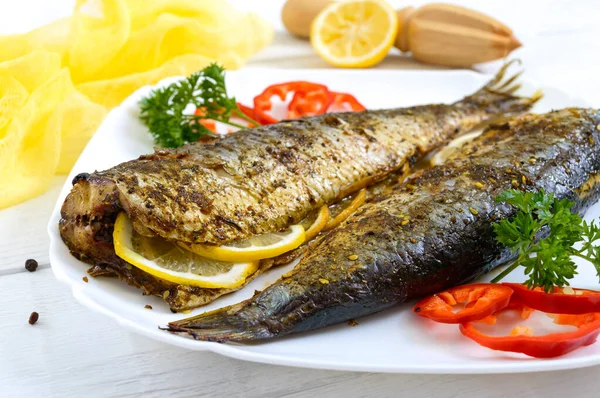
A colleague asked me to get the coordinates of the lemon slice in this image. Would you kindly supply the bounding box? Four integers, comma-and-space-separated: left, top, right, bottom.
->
182, 225, 306, 262
301, 205, 330, 241
430, 131, 482, 166
324, 189, 367, 231
311, 0, 399, 68
113, 212, 258, 288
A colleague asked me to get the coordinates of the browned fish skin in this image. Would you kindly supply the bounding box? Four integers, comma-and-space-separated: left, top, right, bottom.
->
166, 108, 600, 342
59, 64, 537, 310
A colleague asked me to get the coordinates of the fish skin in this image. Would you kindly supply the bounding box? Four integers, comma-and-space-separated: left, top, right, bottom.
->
59, 63, 537, 311
167, 108, 600, 342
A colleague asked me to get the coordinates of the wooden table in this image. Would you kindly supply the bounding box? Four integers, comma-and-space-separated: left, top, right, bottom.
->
2, 1, 600, 396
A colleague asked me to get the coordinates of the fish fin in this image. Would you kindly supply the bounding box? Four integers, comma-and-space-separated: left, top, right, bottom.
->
164, 302, 274, 342
460, 59, 543, 115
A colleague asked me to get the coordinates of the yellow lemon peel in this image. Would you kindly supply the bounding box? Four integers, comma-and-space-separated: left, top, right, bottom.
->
182, 225, 307, 263
324, 189, 367, 231
113, 212, 258, 288
304, 205, 330, 242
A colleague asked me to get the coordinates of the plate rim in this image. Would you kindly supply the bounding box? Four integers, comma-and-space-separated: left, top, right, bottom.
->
48, 67, 598, 374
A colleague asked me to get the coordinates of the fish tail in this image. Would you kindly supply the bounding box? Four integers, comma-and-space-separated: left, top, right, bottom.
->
165, 306, 271, 342
164, 295, 278, 342
459, 59, 543, 115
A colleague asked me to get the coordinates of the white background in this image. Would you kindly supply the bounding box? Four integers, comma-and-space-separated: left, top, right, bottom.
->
1, 0, 600, 397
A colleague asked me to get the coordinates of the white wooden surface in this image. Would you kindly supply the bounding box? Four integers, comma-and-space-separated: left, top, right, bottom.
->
2, 1, 600, 397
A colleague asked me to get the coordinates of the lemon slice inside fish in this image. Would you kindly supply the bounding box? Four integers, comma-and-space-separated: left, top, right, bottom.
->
301, 205, 330, 242
324, 189, 367, 231
311, 0, 398, 68
182, 225, 306, 262
430, 131, 482, 166
113, 212, 258, 288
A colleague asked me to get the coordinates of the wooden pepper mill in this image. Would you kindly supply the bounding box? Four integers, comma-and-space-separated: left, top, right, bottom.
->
395, 4, 521, 67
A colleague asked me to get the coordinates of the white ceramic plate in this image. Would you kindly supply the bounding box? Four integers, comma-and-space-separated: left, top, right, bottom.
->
49, 68, 600, 374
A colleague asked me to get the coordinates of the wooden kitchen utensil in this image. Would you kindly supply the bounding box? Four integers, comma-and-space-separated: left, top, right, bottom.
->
395, 3, 521, 67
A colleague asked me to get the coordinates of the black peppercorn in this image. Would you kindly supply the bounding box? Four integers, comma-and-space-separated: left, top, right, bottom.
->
28, 312, 39, 325
25, 259, 38, 272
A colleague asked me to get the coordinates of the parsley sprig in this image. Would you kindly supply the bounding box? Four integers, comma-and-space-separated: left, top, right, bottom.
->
138, 63, 258, 148
492, 189, 600, 292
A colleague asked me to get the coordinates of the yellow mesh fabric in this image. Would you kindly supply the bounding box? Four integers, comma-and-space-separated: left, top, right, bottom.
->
0, 0, 272, 209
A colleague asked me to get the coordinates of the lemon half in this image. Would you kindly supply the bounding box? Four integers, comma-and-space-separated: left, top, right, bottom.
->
311, 0, 399, 68
113, 212, 258, 288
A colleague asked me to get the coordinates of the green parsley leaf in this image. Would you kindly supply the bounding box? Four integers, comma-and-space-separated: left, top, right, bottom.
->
492, 189, 600, 292
138, 63, 258, 148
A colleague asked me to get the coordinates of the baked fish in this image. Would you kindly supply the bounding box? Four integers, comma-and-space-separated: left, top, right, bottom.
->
167, 108, 600, 341
59, 63, 537, 311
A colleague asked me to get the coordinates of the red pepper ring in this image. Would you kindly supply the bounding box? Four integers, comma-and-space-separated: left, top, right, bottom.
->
235, 102, 259, 126
198, 119, 217, 133
253, 81, 332, 124
194, 104, 259, 135
326, 92, 366, 113
413, 283, 514, 324
288, 89, 333, 119
503, 283, 600, 315
460, 305, 600, 358
193, 107, 218, 134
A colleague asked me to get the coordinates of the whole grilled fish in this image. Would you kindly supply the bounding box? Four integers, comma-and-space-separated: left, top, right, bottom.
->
59, 63, 536, 311
167, 108, 600, 341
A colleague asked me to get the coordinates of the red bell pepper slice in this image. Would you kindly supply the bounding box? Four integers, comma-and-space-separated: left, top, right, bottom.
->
413, 283, 514, 324
194, 104, 260, 135
194, 108, 218, 133
326, 92, 366, 113
460, 302, 600, 358
236, 102, 258, 125
288, 89, 333, 119
502, 283, 600, 315
253, 81, 332, 124
198, 119, 217, 133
